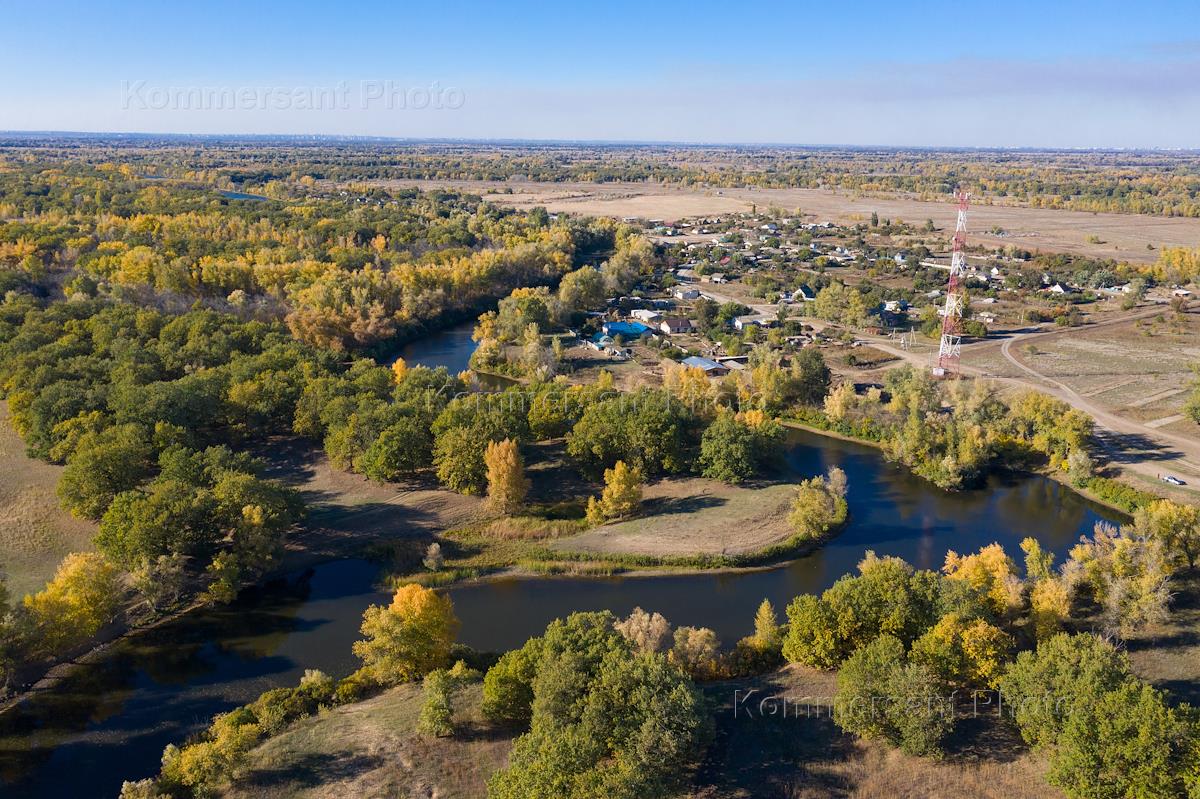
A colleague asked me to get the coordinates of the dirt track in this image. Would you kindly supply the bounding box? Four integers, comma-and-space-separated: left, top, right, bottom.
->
856, 308, 1200, 497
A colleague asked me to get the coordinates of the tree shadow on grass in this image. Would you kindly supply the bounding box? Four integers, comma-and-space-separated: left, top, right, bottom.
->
641, 494, 728, 517
238, 751, 385, 791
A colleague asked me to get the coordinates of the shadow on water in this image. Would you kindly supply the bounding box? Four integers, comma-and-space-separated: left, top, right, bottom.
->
389, 321, 478, 375
0, 431, 1123, 798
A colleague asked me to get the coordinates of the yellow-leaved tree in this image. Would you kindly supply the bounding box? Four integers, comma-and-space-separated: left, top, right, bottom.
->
353, 584, 460, 684
484, 438, 529, 515
586, 460, 643, 524
24, 552, 121, 653
391, 356, 408, 384
943, 543, 1023, 617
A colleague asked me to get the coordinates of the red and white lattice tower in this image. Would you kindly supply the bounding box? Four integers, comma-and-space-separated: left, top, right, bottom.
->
934, 191, 970, 377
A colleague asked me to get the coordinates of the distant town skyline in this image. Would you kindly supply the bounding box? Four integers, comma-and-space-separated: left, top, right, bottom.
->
3, 0, 1198, 148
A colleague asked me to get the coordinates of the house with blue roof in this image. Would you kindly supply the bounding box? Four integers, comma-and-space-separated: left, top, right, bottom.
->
602, 320, 651, 340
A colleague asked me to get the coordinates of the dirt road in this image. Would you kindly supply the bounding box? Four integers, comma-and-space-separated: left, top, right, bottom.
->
852, 308, 1200, 496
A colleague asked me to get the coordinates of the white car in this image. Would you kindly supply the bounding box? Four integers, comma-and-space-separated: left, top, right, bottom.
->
1162, 475, 1186, 486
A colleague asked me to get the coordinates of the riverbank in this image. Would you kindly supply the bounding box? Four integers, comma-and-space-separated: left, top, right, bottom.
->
0, 424, 1124, 797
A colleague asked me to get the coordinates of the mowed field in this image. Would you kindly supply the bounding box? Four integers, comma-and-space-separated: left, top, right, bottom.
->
0, 402, 95, 597
969, 313, 1200, 444
554, 476, 797, 558
375, 179, 1200, 264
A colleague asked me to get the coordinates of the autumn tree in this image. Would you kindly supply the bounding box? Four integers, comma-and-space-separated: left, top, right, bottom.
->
751, 599, 783, 652
353, 584, 460, 684
24, 552, 122, 654
586, 460, 644, 524
788, 467, 849, 541
669, 626, 722, 680
615, 606, 671, 654
943, 543, 1022, 617
1138, 499, 1200, 570
485, 438, 529, 515
910, 612, 1013, 688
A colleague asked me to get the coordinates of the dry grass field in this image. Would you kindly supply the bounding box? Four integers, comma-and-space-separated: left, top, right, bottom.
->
376, 179, 1200, 264
255, 437, 486, 571
554, 476, 796, 558
221, 665, 1060, 799
1008, 314, 1200, 438
224, 682, 510, 799
0, 403, 95, 598
695, 665, 1060, 799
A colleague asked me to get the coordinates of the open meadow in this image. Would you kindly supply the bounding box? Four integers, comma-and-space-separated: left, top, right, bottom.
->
375, 179, 1200, 264
0, 403, 95, 598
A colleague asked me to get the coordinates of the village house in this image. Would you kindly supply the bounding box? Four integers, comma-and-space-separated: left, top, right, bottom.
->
733, 314, 776, 331
659, 317, 694, 335
674, 286, 701, 300
629, 309, 662, 322
602, 320, 652, 339
790, 284, 817, 302
681, 355, 731, 376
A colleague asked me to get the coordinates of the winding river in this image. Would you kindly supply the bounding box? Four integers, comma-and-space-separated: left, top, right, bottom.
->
0, 324, 1123, 798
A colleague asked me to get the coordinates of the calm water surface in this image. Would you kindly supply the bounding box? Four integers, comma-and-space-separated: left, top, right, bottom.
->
391, 321, 478, 375
0, 320, 1121, 797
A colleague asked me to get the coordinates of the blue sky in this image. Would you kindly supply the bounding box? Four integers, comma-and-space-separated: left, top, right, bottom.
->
2, 0, 1198, 147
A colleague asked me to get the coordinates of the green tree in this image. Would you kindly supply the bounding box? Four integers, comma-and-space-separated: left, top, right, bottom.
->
417, 669, 456, 737
1049, 681, 1192, 799
360, 416, 434, 481
96, 479, 221, 567
486, 612, 708, 799
997, 633, 1131, 750
434, 426, 489, 494
833, 635, 952, 757
698, 411, 759, 483
567, 389, 692, 476
57, 423, 154, 519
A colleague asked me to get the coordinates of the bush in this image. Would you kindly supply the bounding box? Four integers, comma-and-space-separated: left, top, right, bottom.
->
787, 467, 848, 541
417, 669, 456, 737
482, 639, 541, 725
